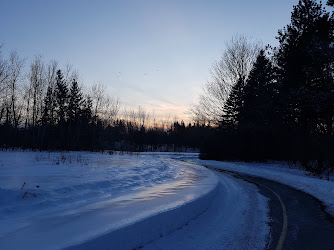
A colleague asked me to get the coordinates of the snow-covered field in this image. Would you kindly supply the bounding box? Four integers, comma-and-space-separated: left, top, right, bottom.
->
0, 151, 220, 249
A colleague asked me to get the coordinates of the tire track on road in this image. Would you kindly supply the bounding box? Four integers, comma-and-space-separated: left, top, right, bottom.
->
203, 165, 334, 249
207, 166, 287, 250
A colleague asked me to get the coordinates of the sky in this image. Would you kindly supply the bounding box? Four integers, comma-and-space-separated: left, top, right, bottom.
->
0, 0, 297, 120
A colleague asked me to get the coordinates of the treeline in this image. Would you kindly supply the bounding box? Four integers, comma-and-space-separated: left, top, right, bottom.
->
0, 52, 208, 151
198, 0, 334, 174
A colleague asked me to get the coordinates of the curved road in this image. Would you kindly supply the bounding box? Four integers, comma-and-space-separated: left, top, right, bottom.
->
206, 166, 334, 249
145, 163, 270, 249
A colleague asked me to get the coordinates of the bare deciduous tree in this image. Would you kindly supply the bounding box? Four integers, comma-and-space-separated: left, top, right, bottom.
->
63, 64, 78, 85
26, 56, 46, 127
91, 82, 107, 117
6, 51, 25, 128
91, 82, 120, 125
0, 45, 8, 89
103, 96, 120, 123
0, 45, 9, 122
43, 60, 58, 126
137, 105, 149, 127
189, 34, 261, 124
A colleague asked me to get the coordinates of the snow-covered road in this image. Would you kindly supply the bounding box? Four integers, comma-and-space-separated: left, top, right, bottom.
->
144, 170, 270, 249
189, 158, 334, 217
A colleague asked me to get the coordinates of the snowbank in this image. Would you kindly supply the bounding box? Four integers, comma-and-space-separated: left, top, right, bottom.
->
68, 163, 218, 249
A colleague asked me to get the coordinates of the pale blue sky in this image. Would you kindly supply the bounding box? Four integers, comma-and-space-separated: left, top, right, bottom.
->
1, 0, 297, 119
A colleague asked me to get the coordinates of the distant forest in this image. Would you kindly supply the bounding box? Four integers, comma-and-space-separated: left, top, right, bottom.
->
0, 0, 333, 174
0, 48, 208, 152
0, 58, 208, 151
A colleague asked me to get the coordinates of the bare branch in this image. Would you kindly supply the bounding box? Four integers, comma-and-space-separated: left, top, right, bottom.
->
189, 34, 262, 124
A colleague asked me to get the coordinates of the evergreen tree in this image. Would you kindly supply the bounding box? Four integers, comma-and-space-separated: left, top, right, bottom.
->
54, 70, 68, 149
275, 0, 334, 135
54, 70, 68, 126
79, 96, 93, 148
240, 50, 276, 130
65, 79, 83, 149
80, 96, 93, 127
68, 79, 83, 124
42, 85, 54, 126
221, 78, 244, 128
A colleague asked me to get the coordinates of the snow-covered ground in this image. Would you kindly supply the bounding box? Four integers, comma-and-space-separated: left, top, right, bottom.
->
188, 158, 334, 216
0, 151, 221, 249
1, 151, 331, 249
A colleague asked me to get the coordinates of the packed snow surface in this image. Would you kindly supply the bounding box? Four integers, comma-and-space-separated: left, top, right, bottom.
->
189, 158, 334, 216
144, 170, 270, 250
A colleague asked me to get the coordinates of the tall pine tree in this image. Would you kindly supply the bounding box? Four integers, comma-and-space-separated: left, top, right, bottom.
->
240, 49, 276, 130
42, 85, 54, 126
221, 78, 245, 128
275, 0, 334, 135
54, 70, 68, 126
68, 79, 83, 125
54, 70, 68, 149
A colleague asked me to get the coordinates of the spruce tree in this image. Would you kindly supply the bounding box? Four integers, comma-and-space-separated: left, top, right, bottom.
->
221, 78, 244, 128
68, 79, 83, 125
54, 70, 68, 149
275, 0, 334, 135
240, 50, 276, 130
81, 96, 93, 123
41, 85, 54, 126
54, 70, 68, 126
